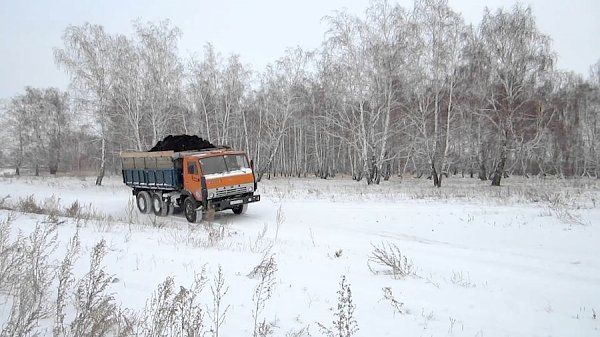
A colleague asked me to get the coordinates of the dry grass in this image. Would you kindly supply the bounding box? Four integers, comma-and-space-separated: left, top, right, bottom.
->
368, 242, 414, 279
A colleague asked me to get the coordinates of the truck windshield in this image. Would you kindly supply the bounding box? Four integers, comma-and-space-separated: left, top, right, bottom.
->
200, 155, 249, 175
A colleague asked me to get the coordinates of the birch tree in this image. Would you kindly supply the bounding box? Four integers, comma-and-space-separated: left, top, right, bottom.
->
478, 5, 554, 186
4, 87, 70, 175
363, 0, 412, 184
55, 23, 114, 185
109, 34, 145, 150
187, 43, 221, 141
135, 20, 184, 146
255, 47, 312, 179
412, 0, 466, 186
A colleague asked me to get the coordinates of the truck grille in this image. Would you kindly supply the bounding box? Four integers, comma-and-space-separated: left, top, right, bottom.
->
215, 186, 247, 198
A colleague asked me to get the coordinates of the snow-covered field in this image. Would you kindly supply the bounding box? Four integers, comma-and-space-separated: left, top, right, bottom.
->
0, 174, 599, 336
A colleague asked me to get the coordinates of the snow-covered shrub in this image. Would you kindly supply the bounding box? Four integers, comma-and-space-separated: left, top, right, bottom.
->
275, 204, 284, 241
54, 230, 80, 337
16, 195, 44, 214
208, 265, 229, 337
541, 192, 587, 225
381, 287, 405, 315
450, 270, 476, 288
1, 218, 58, 336
65, 200, 82, 218
125, 197, 138, 225
70, 240, 117, 337
368, 242, 414, 279
112, 308, 138, 337
139, 277, 177, 336
255, 319, 274, 337
0, 213, 19, 293
248, 224, 273, 254
180, 223, 230, 250
138, 272, 207, 337
204, 223, 226, 247
250, 253, 277, 337
285, 326, 311, 337
318, 275, 358, 337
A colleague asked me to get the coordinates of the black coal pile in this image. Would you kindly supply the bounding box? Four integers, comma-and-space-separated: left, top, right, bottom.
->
149, 135, 216, 152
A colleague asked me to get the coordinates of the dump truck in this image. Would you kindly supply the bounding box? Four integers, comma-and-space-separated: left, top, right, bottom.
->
120, 147, 260, 222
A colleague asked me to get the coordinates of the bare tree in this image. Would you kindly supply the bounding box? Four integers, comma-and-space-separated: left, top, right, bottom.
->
3, 87, 70, 175
31, 4, 596, 180
134, 19, 184, 146
55, 23, 115, 185
254, 47, 312, 180
186, 43, 221, 141
110, 34, 146, 151
412, 0, 466, 186
586, 60, 600, 177
477, 5, 554, 186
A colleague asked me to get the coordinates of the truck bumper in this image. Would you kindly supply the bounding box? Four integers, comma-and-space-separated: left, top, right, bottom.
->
208, 194, 260, 211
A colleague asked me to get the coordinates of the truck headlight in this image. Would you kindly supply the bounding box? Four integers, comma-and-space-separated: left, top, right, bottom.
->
248, 186, 253, 192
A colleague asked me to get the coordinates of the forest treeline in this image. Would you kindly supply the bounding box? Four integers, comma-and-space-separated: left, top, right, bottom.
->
0, 0, 599, 186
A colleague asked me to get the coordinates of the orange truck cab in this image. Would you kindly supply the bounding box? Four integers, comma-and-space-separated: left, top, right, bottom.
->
120, 147, 260, 222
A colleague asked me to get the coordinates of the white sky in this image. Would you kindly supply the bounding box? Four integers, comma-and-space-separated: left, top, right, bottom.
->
0, 0, 599, 98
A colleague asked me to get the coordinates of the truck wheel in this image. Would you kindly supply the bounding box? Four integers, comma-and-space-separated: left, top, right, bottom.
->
152, 193, 169, 217
184, 197, 198, 223
136, 191, 151, 214
232, 204, 248, 215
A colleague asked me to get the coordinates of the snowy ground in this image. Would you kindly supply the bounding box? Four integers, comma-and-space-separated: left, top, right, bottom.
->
0, 174, 599, 336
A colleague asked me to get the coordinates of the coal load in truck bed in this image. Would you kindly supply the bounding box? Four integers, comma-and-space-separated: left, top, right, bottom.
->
148, 135, 216, 152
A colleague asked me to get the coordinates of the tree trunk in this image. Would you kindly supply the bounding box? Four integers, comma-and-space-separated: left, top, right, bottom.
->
431, 162, 440, 188
95, 137, 106, 186
491, 139, 508, 186
438, 76, 454, 188
478, 161, 487, 181
359, 103, 371, 185
383, 161, 391, 181
375, 86, 393, 185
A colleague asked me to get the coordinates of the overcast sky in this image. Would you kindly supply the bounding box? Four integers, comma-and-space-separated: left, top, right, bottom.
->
1, 0, 599, 98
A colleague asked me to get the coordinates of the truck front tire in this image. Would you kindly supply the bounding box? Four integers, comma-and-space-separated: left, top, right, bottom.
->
184, 197, 198, 223
232, 204, 248, 215
136, 191, 151, 214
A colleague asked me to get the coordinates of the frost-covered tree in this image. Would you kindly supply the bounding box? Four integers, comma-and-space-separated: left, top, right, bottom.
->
3, 87, 70, 175
477, 5, 554, 186
411, 0, 467, 187
253, 47, 313, 180
55, 23, 114, 185
40, 1, 598, 181
323, 0, 410, 184
134, 19, 184, 147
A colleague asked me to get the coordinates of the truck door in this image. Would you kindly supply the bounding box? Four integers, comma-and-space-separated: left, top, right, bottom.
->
183, 157, 203, 201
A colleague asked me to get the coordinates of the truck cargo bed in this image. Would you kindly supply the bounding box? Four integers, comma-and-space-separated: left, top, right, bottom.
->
122, 169, 181, 189
120, 151, 183, 189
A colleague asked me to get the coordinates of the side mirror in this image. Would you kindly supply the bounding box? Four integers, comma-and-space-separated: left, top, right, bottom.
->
250, 159, 254, 170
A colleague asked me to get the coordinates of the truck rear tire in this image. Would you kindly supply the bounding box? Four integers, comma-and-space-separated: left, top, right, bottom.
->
232, 204, 248, 215
152, 193, 170, 217
184, 197, 198, 223
136, 191, 151, 214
